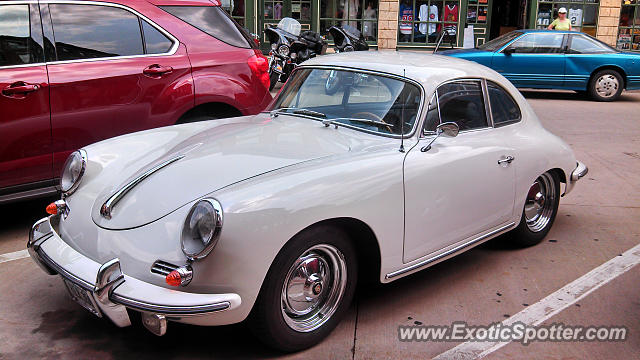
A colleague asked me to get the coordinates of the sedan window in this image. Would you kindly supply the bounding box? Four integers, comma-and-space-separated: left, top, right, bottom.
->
436, 80, 488, 131
505, 33, 565, 54
568, 35, 616, 54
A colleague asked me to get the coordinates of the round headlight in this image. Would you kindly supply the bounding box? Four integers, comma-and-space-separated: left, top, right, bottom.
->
181, 199, 223, 260
278, 44, 290, 57
60, 149, 87, 196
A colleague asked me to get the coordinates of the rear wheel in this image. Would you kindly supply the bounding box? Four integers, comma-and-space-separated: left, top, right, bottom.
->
588, 69, 623, 101
510, 171, 560, 247
249, 226, 357, 352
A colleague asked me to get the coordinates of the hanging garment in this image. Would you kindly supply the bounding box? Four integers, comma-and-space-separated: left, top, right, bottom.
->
418, 4, 439, 35
399, 3, 414, 35
363, 7, 377, 37
444, 3, 458, 35
342, 0, 360, 27
569, 8, 583, 27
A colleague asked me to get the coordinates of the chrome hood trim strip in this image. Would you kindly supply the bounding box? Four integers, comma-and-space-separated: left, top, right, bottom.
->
100, 156, 184, 219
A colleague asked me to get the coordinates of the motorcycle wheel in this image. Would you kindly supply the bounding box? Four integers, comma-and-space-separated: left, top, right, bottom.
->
269, 71, 279, 91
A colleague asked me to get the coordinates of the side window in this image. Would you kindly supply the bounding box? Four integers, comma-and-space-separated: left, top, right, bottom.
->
568, 35, 614, 54
141, 20, 173, 54
0, 4, 44, 66
436, 80, 488, 131
49, 4, 143, 61
487, 81, 521, 126
506, 33, 565, 54
423, 94, 440, 133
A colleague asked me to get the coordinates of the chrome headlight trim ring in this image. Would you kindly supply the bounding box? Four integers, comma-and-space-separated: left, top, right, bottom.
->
60, 149, 87, 197
181, 198, 224, 261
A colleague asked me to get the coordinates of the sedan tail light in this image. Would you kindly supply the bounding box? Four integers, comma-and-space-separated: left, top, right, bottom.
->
248, 49, 270, 90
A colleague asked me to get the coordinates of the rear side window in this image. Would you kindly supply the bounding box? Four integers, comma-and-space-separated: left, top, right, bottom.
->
0, 4, 44, 66
160, 6, 250, 48
141, 20, 173, 54
50, 4, 143, 61
487, 82, 521, 126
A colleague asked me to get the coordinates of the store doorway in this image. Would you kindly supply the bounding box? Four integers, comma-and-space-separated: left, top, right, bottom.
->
490, 0, 528, 40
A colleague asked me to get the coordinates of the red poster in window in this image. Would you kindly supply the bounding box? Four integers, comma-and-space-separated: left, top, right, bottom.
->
479, 0, 488, 3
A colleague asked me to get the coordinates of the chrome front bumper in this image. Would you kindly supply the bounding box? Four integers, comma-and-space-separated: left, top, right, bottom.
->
571, 161, 589, 181
27, 215, 241, 335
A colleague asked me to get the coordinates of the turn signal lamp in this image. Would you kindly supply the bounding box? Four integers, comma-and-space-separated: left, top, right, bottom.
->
165, 266, 193, 287
166, 270, 182, 287
46, 202, 58, 215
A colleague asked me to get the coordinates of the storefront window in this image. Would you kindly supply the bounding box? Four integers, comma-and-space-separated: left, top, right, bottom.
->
222, 0, 246, 27
467, 0, 489, 46
535, 0, 599, 36
397, 0, 461, 46
618, 0, 640, 51
320, 0, 379, 42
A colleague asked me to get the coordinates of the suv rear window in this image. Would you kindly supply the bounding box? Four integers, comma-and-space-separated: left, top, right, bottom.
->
160, 6, 250, 48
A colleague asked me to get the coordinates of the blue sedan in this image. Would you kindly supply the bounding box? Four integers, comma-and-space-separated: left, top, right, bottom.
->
441, 29, 640, 101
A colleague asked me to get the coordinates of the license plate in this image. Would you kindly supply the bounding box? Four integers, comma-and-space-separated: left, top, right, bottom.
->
63, 278, 101, 317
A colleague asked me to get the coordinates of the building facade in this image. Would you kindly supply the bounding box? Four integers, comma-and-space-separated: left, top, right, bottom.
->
225, 0, 638, 52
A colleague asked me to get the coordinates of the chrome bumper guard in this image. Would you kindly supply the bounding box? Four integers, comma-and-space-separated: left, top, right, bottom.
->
571, 161, 589, 181
27, 216, 233, 336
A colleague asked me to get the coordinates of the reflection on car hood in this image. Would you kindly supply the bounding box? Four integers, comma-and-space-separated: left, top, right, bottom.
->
87, 113, 355, 230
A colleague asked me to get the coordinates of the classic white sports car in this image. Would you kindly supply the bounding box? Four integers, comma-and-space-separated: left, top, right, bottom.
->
28, 52, 587, 351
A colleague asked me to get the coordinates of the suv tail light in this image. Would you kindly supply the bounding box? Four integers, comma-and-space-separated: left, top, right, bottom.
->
248, 50, 270, 90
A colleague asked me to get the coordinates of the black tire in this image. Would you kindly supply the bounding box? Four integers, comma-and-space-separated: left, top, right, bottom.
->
269, 71, 279, 91
249, 226, 357, 352
588, 69, 623, 102
510, 171, 560, 247
325, 71, 340, 95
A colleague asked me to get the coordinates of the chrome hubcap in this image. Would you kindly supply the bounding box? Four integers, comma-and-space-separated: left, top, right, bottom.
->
281, 244, 347, 332
524, 173, 555, 232
595, 75, 618, 98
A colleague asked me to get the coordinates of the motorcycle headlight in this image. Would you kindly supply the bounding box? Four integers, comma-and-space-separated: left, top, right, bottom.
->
60, 149, 87, 196
181, 199, 223, 260
278, 44, 290, 57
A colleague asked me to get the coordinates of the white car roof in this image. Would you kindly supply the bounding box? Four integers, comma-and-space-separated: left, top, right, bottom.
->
301, 51, 508, 95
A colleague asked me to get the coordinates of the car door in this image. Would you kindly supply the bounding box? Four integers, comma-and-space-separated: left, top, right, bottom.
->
491, 32, 567, 88
0, 3, 53, 191
403, 79, 516, 263
564, 34, 618, 89
44, 2, 193, 176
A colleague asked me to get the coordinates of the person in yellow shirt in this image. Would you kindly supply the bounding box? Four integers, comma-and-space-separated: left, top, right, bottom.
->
548, 7, 572, 31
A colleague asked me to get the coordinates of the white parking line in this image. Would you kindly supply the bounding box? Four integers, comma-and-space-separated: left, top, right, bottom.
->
433, 242, 640, 360
0, 249, 30, 264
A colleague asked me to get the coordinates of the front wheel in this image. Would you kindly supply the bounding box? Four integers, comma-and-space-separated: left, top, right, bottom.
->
510, 171, 560, 247
269, 71, 279, 91
589, 69, 623, 101
249, 226, 357, 352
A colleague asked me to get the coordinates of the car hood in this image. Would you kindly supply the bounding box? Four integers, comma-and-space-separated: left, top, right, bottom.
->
87, 114, 354, 230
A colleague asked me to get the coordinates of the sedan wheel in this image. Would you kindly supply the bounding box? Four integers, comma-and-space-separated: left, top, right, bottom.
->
589, 70, 623, 102
511, 171, 560, 247
250, 226, 357, 352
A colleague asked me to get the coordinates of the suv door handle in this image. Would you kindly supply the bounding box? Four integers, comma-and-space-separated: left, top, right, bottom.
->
498, 156, 515, 165
143, 65, 173, 77
2, 82, 40, 97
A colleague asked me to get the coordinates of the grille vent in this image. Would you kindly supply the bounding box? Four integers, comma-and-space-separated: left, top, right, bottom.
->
151, 260, 179, 276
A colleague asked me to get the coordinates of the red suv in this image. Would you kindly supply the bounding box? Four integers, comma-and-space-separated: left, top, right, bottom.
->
0, 0, 272, 202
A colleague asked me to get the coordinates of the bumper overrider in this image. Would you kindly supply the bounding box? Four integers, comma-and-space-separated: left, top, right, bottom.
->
27, 215, 241, 336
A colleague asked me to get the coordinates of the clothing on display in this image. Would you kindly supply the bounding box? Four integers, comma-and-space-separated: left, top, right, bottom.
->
363, 6, 377, 38
342, 0, 360, 27
418, 4, 438, 35
399, 2, 414, 35
444, 3, 458, 34
569, 8, 583, 27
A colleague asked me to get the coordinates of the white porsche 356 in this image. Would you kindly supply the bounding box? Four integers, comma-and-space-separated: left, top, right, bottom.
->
28, 52, 587, 351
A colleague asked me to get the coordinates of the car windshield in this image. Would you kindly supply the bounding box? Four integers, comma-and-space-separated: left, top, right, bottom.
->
478, 31, 522, 51
270, 68, 422, 136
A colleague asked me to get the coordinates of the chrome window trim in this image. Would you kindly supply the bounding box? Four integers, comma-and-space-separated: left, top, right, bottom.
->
485, 80, 523, 127
481, 78, 494, 127
39, 0, 178, 66
418, 77, 492, 139
269, 65, 426, 140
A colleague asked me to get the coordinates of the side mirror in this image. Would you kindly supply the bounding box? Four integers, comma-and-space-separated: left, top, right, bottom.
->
504, 47, 515, 56
437, 122, 459, 137
421, 122, 459, 152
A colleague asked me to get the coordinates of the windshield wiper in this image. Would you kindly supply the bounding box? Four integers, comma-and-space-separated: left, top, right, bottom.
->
323, 117, 394, 129
269, 107, 326, 119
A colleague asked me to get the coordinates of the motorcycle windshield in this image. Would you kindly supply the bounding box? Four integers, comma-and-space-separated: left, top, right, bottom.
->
342, 25, 361, 39
277, 17, 301, 36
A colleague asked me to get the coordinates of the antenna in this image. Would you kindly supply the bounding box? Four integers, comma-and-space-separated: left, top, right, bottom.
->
399, 69, 406, 153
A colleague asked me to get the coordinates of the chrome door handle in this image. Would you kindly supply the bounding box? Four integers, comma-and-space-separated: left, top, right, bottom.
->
498, 156, 515, 165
